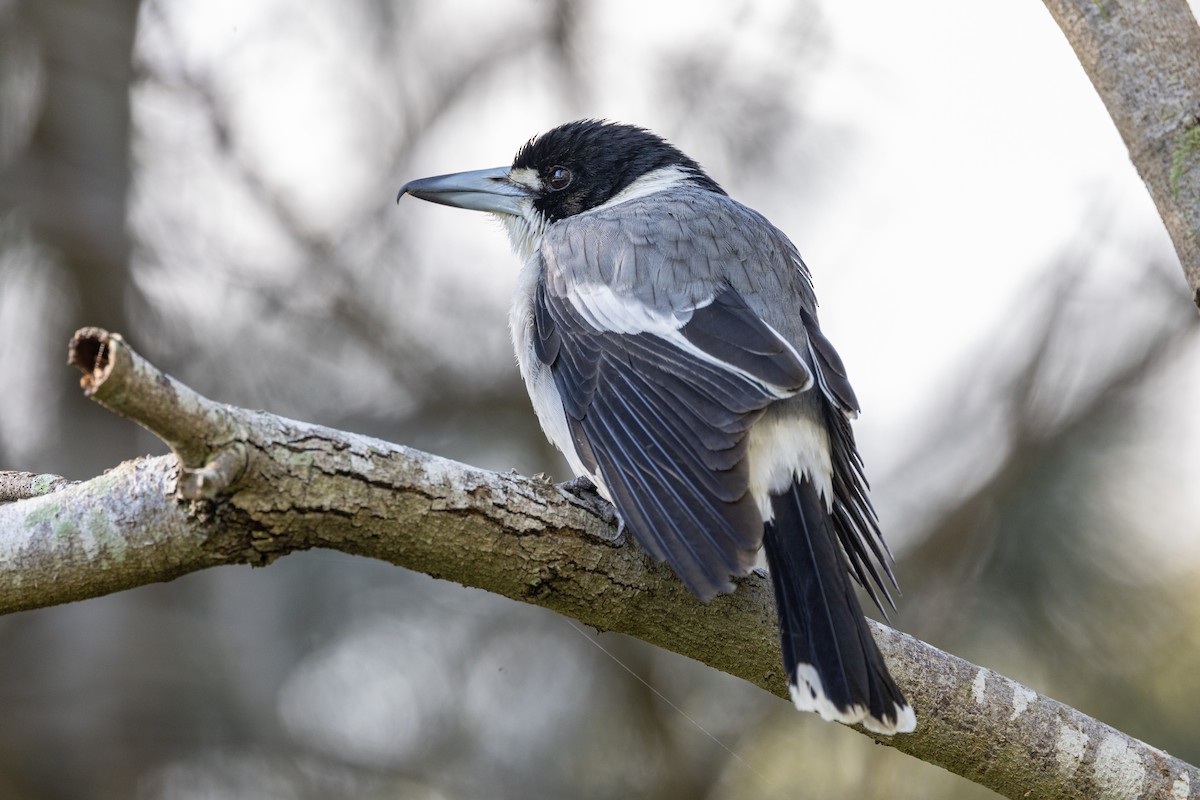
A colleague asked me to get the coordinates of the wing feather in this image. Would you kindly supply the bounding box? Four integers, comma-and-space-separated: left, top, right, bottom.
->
536, 281, 807, 600
531, 188, 896, 608
799, 309, 899, 611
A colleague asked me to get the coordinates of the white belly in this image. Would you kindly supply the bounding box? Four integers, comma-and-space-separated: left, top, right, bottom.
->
509, 256, 610, 498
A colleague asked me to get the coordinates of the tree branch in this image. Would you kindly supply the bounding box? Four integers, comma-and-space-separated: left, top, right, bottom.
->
0, 471, 76, 502
1042, 0, 1200, 308
0, 328, 1195, 799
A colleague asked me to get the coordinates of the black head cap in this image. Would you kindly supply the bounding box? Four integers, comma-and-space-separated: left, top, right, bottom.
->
512, 120, 725, 223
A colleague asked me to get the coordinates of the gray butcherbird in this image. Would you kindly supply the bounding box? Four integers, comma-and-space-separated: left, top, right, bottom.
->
399, 119, 915, 735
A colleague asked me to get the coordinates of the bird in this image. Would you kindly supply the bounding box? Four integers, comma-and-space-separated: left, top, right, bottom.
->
398, 119, 915, 735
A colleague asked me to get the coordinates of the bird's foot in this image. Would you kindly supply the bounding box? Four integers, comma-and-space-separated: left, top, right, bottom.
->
556, 476, 622, 533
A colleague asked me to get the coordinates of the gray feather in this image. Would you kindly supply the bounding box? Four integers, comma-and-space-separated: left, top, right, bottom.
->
529, 186, 894, 610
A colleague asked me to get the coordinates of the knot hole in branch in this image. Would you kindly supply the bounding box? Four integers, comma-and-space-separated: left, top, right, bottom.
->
68, 327, 121, 394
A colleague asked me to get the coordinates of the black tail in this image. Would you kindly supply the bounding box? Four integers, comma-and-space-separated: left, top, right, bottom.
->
762, 478, 914, 734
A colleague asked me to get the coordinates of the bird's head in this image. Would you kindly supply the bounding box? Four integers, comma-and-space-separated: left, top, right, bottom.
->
398, 119, 724, 259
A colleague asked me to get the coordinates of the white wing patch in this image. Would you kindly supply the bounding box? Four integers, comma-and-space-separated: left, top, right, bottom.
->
565, 283, 807, 397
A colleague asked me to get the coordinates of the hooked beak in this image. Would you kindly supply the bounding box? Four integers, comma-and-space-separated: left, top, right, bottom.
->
397, 166, 528, 216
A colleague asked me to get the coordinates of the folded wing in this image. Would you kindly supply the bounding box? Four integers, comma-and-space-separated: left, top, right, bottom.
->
535, 281, 812, 600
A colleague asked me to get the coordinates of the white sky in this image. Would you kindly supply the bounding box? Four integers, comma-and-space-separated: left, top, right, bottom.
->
803, 0, 1176, 414
144, 0, 1199, 555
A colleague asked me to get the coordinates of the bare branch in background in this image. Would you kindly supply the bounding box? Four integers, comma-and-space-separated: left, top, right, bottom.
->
0, 471, 76, 502
0, 0, 144, 478
126, 3, 582, 445
897, 257, 1198, 635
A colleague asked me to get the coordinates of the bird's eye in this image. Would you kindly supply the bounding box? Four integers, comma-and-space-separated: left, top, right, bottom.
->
547, 166, 573, 191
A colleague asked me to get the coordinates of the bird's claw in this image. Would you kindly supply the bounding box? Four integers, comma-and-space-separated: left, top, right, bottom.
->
556, 475, 621, 532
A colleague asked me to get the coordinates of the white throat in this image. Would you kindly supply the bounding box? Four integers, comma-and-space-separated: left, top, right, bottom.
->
501, 204, 548, 263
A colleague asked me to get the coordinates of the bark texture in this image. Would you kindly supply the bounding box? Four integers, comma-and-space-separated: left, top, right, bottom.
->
1042, 0, 1200, 307
1, 328, 1195, 800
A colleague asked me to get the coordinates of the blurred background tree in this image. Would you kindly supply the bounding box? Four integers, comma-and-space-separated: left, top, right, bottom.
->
1, 1, 1197, 798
